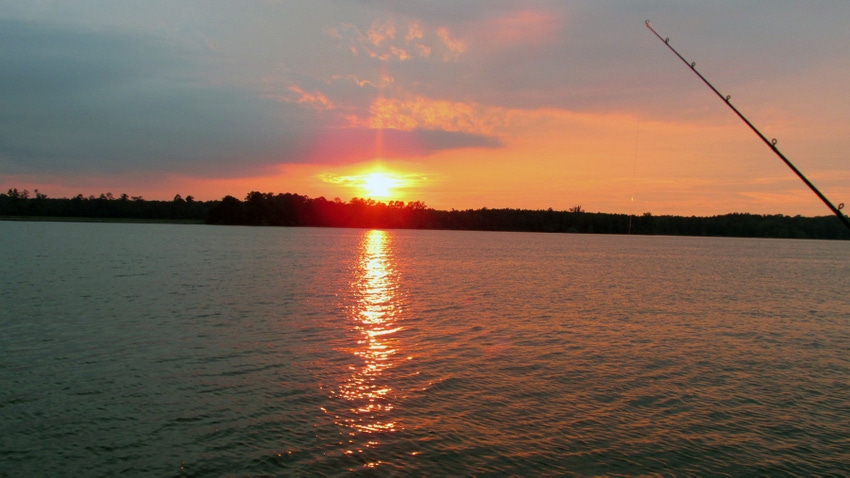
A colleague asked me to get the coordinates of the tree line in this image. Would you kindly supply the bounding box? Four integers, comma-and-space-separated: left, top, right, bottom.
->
2, 188, 848, 239
0, 188, 208, 221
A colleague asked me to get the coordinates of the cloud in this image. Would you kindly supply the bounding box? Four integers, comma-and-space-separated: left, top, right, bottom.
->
295, 127, 501, 164
326, 17, 464, 62
335, 1, 850, 124
0, 18, 314, 178
470, 9, 562, 48
0, 13, 505, 181
364, 96, 506, 135
285, 85, 336, 111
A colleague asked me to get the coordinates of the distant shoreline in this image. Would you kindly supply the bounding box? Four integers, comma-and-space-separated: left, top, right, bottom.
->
0, 216, 204, 225
5, 216, 849, 243
2, 190, 848, 240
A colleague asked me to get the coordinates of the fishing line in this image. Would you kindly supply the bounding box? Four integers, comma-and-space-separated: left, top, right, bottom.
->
645, 20, 850, 230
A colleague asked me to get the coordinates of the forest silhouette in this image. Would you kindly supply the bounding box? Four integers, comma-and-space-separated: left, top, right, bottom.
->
2, 188, 848, 240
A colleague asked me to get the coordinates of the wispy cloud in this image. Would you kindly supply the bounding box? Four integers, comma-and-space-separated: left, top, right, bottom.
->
326, 18, 465, 62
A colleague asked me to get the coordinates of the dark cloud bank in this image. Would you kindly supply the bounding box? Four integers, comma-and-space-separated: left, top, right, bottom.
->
0, 18, 500, 180
0, 19, 315, 177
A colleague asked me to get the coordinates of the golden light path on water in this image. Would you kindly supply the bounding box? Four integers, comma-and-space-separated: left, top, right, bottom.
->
333, 230, 405, 450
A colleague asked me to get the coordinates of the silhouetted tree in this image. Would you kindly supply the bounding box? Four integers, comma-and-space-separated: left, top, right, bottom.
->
1, 187, 848, 239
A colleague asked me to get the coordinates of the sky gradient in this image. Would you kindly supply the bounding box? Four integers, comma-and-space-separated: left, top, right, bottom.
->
2, 1, 849, 216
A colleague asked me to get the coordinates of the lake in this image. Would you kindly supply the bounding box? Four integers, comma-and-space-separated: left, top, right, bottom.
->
1, 222, 848, 476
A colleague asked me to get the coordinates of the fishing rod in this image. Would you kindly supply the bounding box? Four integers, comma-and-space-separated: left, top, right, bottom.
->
645, 20, 850, 230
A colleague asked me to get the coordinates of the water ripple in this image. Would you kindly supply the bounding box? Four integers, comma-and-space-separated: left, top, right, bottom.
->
1, 225, 848, 476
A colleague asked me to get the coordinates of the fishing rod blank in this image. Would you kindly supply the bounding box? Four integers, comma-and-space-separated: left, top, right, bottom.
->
645, 20, 850, 230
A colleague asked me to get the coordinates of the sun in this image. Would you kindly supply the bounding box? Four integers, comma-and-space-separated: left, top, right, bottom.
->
361, 172, 398, 199
320, 166, 417, 201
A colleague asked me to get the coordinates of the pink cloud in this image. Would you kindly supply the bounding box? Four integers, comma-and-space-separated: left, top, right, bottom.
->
472, 9, 562, 48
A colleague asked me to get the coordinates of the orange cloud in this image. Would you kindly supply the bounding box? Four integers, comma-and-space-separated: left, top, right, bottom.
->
435, 27, 466, 61
363, 96, 508, 135
329, 18, 464, 62
287, 85, 335, 110
367, 18, 397, 46
390, 46, 411, 60
331, 73, 393, 89
405, 21, 424, 42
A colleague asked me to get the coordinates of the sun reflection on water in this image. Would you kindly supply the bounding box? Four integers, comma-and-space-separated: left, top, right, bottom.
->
334, 230, 403, 436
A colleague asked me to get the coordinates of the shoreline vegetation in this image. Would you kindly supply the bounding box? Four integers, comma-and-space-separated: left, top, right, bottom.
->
1, 188, 848, 240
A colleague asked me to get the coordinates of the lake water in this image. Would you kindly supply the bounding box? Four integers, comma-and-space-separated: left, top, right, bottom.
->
1, 222, 849, 476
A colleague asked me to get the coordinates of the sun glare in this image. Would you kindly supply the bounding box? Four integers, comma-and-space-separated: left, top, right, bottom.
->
361, 172, 398, 199
320, 167, 419, 201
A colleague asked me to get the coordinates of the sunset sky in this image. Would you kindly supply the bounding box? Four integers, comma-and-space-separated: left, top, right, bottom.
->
2, 1, 849, 216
